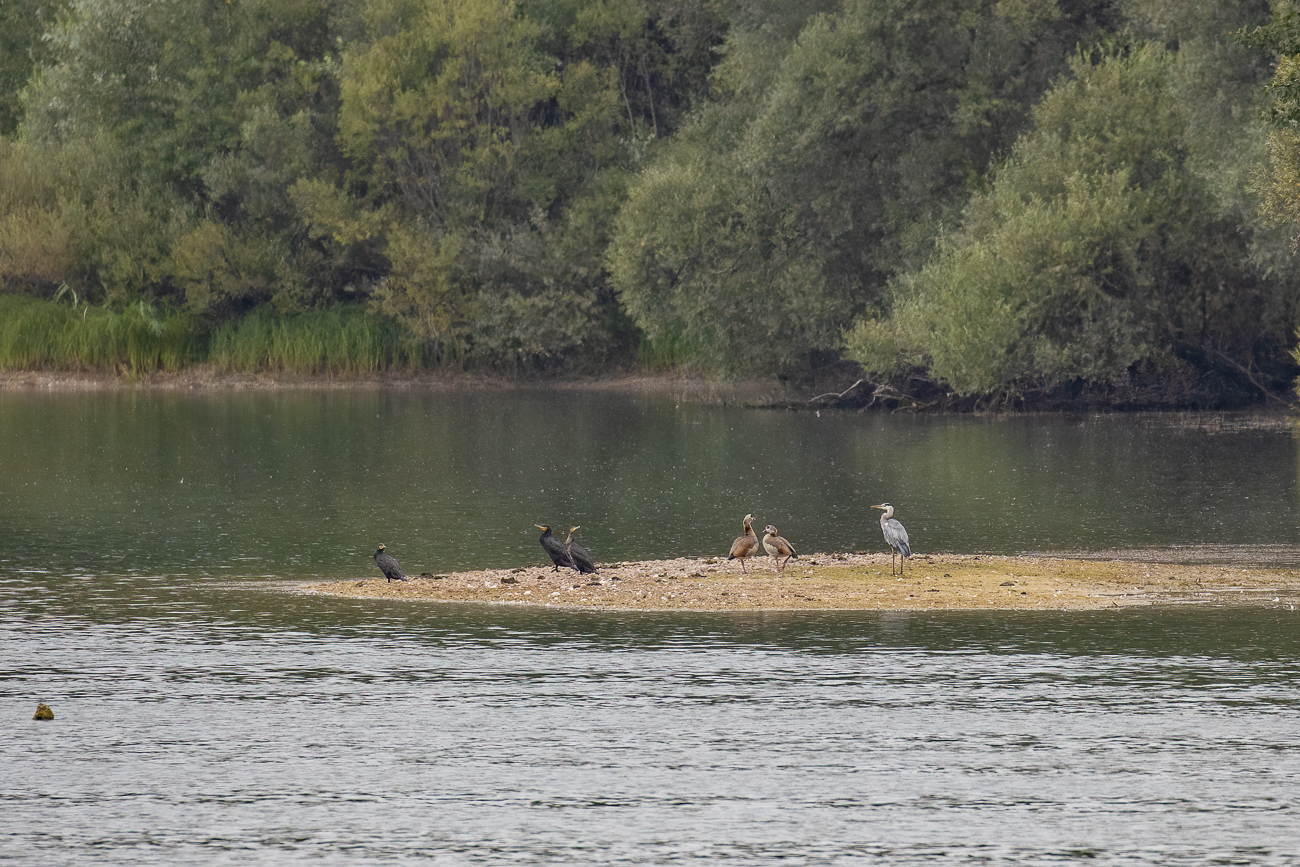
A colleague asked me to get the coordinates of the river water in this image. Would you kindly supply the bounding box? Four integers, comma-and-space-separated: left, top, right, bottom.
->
3, 388, 1300, 864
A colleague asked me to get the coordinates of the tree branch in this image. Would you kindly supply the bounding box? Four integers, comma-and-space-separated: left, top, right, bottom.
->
1214, 350, 1297, 408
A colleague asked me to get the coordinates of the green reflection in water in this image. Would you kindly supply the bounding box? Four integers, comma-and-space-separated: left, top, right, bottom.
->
1, 391, 1296, 580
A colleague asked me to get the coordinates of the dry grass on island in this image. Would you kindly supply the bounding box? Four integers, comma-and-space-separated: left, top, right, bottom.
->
303, 552, 1300, 611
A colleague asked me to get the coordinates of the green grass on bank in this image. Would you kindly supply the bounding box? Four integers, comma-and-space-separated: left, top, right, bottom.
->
0, 295, 423, 374
208, 307, 422, 373
0, 293, 198, 372
636, 329, 711, 371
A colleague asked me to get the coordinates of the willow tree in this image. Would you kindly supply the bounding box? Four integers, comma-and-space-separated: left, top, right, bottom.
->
848, 35, 1293, 405
1239, 4, 1300, 400
313, 0, 653, 366
1240, 7, 1300, 237
15, 0, 365, 312
0, 0, 67, 135
609, 0, 1109, 376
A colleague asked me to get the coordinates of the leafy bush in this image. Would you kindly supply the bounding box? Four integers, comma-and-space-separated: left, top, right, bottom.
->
848, 40, 1295, 402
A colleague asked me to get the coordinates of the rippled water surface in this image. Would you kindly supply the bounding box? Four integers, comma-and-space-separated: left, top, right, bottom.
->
3, 391, 1300, 864
7, 575, 1300, 866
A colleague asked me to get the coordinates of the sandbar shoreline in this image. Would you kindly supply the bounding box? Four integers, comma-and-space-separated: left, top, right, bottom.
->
302, 552, 1300, 612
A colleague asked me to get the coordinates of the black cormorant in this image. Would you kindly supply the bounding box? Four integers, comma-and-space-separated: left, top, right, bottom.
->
373, 544, 407, 582
536, 524, 578, 572
565, 526, 598, 574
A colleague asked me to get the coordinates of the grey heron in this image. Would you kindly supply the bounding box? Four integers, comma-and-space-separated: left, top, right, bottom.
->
871, 503, 911, 575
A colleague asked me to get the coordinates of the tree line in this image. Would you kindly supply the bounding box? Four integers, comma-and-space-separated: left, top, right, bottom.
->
2, 0, 1299, 407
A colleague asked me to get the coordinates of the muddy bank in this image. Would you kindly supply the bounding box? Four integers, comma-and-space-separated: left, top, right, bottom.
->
6, 367, 1294, 412
302, 552, 1300, 611
0, 367, 794, 406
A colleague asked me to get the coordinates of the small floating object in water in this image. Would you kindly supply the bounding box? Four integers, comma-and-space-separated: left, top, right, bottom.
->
33, 703, 53, 720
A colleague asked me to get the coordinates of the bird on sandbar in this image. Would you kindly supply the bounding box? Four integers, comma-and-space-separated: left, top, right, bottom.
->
871, 503, 912, 575
373, 544, 407, 582
536, 524, 579, 572
565, 526, 598, 574
761, 525, 798, 572
728, 513, 759, 572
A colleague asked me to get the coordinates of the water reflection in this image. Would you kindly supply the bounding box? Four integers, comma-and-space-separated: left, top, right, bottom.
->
1, 390, 1297, 581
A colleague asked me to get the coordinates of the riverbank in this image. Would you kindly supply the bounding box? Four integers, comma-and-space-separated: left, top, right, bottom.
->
4, 367, 1295, 413
302, 552, 1300, 611
0, 366, 811, 407
0, 367, 790, 405
0, 367, 559, 391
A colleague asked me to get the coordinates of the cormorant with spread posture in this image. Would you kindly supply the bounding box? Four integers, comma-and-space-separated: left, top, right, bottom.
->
536, 524, 579, 572
565, 526, 598, 574
373, 544, 407, 582
728, 513, 759, 572
762, 525, 798, 572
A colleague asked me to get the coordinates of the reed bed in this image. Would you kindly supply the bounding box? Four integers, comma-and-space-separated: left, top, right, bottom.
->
206, 307, 422, 373
636, 330, 709, 371
0, 294, 197, 372
0, 297, 424, 375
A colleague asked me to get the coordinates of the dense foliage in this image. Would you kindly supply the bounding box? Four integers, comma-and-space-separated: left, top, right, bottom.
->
1239, 4, 1300, 402
1, 0, 1297, 405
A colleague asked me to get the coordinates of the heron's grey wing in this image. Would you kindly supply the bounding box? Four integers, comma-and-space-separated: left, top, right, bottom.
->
887, 519, 911, 557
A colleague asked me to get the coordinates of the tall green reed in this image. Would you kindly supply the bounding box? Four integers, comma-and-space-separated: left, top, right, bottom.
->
207, 307, 422, 373
635, 329, 711, 371
1, 297, 423, 374
0, 294, 197, 372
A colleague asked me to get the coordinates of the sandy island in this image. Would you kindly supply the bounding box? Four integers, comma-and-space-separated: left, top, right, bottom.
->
303, 552, 1300, 611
